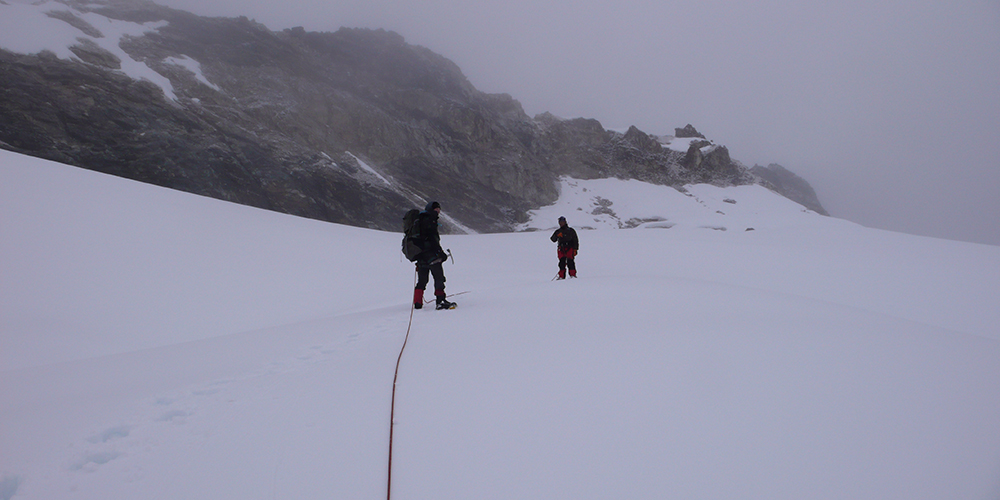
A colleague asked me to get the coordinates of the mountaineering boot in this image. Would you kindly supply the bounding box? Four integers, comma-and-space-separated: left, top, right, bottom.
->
569, 269, 577, 278
413, 288, 424, 309
557, 269, 566, 280
435, 294, 457, 310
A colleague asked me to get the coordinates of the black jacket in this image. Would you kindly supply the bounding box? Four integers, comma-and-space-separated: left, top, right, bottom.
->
550, 226, 579, 250
414, 209, 445, 263
416, 211, 441, 247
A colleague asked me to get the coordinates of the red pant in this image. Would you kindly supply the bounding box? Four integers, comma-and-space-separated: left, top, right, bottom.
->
557, 248, 577, 278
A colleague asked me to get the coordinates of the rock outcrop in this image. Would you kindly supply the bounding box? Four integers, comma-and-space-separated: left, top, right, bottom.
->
674, 124, 706, 139
752, 163, 829, 215
0, 0, 822, 232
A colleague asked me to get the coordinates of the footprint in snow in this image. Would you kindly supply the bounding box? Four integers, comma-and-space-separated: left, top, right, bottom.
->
156, 410, 189, 423
86, 425, 132, 444
71, 451, 122, 472
312, 345, 337, 354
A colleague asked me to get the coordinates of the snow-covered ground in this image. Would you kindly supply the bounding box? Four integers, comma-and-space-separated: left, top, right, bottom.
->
2, 149, 999, 499
518, 176, 820, 232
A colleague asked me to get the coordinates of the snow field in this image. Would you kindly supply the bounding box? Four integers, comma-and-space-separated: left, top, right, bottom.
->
2, 150, 999, 499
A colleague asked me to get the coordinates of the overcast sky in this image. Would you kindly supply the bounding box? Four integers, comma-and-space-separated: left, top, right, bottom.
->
154, 0, 1000, 245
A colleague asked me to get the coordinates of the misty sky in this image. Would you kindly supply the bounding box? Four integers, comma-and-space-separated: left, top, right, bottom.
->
153, 0, 1000, 245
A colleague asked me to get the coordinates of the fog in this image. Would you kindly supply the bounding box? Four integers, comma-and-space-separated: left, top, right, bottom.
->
154, 0, 1000, 246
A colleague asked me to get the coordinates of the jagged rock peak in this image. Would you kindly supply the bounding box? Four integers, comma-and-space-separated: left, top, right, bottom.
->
622, 125, 662, 152
675, 124, 706, 138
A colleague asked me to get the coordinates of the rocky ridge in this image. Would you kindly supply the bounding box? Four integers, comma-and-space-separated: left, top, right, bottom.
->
751, 163, 829, 216
0, 0, 826, 232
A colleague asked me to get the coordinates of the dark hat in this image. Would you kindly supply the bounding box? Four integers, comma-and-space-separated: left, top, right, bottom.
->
558, 216, 566, 221
426, 201, 441, 211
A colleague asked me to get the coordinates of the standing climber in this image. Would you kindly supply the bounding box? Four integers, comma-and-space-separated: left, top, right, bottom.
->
550, 216, 579, 279
411, 201, 457, 310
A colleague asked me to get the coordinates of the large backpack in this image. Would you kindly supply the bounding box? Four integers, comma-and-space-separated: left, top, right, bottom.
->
401, 208, 423, 261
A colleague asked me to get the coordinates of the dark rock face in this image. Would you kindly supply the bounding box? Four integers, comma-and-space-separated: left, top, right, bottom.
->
1, 0, 804, 232
674, 124, 705, 139
682, 144, 754, 185
751, 163, 829, 215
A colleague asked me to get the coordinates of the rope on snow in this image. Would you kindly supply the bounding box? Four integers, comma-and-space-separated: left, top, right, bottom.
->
387, 268, 418, 500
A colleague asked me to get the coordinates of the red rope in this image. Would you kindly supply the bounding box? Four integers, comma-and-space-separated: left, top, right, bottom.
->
387, 269, 418, 500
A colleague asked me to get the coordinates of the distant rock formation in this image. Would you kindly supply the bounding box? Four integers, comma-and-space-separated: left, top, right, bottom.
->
751, 164, 829, 215
0, 0, 820, 232
682, 144, 755, 185
674, 124, 706, 139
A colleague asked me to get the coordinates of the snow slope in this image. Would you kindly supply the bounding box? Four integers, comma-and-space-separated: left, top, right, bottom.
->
2, 150, 999, 499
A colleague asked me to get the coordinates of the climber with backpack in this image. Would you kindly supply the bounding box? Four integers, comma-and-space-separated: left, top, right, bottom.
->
402, 201, 457, 310
550, 216, 579, 279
